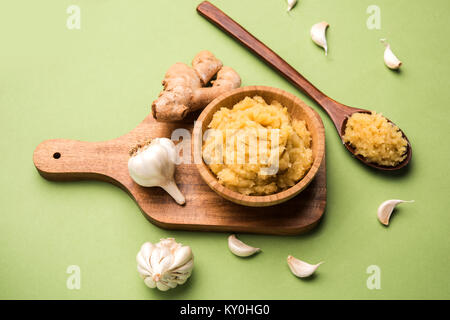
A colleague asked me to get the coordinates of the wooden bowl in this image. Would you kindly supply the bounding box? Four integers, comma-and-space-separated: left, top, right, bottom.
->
193, 86, 325, 207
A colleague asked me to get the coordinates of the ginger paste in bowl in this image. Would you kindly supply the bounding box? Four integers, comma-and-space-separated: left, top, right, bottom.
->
202, 96, 313, 196
342, 112, 408, 166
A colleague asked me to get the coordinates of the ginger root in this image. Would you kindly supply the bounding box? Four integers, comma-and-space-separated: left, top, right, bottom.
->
152, 51, 241, 121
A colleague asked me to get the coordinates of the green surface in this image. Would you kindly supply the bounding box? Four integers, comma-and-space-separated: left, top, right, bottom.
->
0, 0, 449, 299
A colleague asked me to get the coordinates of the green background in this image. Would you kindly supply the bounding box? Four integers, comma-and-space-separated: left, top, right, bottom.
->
0, 0, 449, 299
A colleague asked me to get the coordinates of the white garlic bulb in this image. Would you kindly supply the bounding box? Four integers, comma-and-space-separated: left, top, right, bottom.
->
128, 138, 185, 205
136, 238, 194, 291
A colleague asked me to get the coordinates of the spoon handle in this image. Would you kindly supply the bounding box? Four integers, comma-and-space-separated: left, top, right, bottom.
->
197, 1, 351, 129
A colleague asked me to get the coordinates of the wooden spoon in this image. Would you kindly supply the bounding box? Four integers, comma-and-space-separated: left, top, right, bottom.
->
197, 1, 412, 171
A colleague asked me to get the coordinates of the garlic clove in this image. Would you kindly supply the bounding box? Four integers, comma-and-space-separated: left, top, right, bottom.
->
159, 274, 177, 288
156, 254, 174, 276
172, 272, 191, 281
287, 255, 323, 278
137, 242, 154, 265
136, 253, 150, 274
380, 39, 402, 70
169, 246, 193, 270
175, 277, 189, 285
172, 259, 194, 274
150, 247, 162, 271
377, 199, 414, 225
137, 242, 155, 277
144, 276, 156, 289
228, 234, 261, 257
287, 0, 297, 12
140, 242, 154, 260
156, 281, 170, 291
164, 282, 178, 289
137, 265, 151, 278
311, 22, 329, 55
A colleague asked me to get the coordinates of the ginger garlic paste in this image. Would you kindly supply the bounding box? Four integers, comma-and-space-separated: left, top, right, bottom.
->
202, 96, 313, 195
342, 112, 408, 166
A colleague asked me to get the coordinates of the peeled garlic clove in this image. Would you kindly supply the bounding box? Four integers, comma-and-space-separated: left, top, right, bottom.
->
311, 22, 329, 55
377, 199, 414, 225
228, 234, 261, 257
380, 39, 402, 70
287, 0, 297, 12
287, 255, 323, 278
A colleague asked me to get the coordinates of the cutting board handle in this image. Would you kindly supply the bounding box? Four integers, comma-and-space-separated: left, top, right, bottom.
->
33, 139, 126, 182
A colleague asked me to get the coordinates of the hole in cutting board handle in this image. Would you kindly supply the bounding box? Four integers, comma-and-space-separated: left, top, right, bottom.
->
53, 152, 61, 159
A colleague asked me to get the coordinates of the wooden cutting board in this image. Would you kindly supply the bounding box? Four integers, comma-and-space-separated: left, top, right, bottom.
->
33, 113, 327, 235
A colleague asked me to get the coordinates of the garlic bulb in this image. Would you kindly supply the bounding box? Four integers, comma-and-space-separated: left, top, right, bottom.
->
136, 238, 194, 291
287, 0, 297, 12
311, 22, 329, 55
377, 199, 414, 225
228, 234, 261, 257
287, 255, 323, 278
380, 39, 402, 70
128, 138, 185, 205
